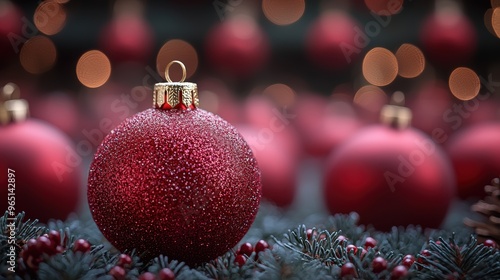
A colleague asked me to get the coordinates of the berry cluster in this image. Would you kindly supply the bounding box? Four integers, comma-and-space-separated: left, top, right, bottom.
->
108, 254, 175, 280
20, 230, 91, 271
137, 268, 176, 280
234, 240, 271, 267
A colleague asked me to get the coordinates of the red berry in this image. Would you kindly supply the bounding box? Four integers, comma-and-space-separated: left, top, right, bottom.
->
435, 240, 442, 246
336, 235, 347, 245
25, 239, 39, 256
239, 242, 253, 256
48, 230, 61, 245
109, 266, 126, 280
391, 265, 408, 280
306, 229, 314, 239
158, 268, 176, 280
340, 262, 357, 277
346, 244, 358, 254
484, 239, 498, 248
255, 240, 269, 254
234, 254, 247, 267
117, 254, 132, 268
420, 250, 431, 257
73, 239, 91, 253
402, 257, 414, 268
360, 248, 367, 260
403, 254, 415, 261
364, 237, 377, 249
372, 256, 388, 273
36, 236, 55, 255
138, 272, 156, 280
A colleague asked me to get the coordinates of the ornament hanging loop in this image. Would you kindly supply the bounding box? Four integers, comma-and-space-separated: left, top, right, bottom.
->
165, 60, 187, 83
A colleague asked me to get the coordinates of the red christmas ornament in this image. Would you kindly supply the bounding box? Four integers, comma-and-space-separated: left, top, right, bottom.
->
419, 7, 476, 68
324, 93, 455, 230
87, 61, 262, 265
0, 84, 81, 222
306, 11, 361, 70
0, 1, 23, 60
446, 122, 500, 199
205, 15, 269, 78
99, 14, 154, 63
238, 125, 297, 208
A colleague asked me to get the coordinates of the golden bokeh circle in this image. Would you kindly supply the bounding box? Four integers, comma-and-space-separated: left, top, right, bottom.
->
354, 85, 388, 112
262, 0, 305, 26
395, 43, 425, 78
448, 67, 480, 101
362, 47, 398, 86
34, 1, 67, 35
20, 36, 57, 74
262, 83, 296, 107
156, 39, 198, 81
76, 50, 112, 88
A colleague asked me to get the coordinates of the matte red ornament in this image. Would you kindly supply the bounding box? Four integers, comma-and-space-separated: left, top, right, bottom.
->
446, 122, 500, 199
205, 16, 269, 78
306, 11, 361, 70
324, 96, 454, 230
419, 9, 476, 68
0, 86, 81, 222
87, 62, 261, 265
99, 14, 154, 63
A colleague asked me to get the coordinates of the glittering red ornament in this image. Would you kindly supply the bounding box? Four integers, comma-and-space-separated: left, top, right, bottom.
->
99, 14, 154, 63
205, 15, 269, 78
419, 8, 476, 68
87, 62, 261, 265
0, 86, 81, 222
324, 99, 455, 230
446, 123, 500, 199
306, 11, 361, 70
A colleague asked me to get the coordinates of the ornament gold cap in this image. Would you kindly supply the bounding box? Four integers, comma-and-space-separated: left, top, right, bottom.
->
153, 60, 199, 110
0, 83, 29, 125
380, 91, 412, 129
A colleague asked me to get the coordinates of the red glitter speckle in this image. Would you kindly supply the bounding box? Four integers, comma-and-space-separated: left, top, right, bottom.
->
87, 108, 262, 265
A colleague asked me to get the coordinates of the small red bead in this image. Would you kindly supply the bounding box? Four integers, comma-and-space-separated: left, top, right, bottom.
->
360, 248, 367, 260
73, 239, 91, 253
336, 235, 347, 245
239, 242, 253, 256
255, 240, 270, 254
158, 268, 176, 280
234, 254, 247, 267
48, 230, 61, 246
402, 257, 414, 268
483, 239, 498, 248
36, 236, 55, 255
117, 254, 132, 268
372, 256, 388, 273
109, 266, 126, 280
364, 237, 377, 249
306, 229, 315, 239
391, 265, 408, 280
420, 250, 431, 257
435, 241, 442, 245
25, 239, 40, 256
403, 254, 415, 261
138, 272, 156, 280
340, 262, 357, 277
346, 244, 358, 254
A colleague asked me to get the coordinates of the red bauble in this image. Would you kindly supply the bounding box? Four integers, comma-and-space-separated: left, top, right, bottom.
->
205, 16, 269, 78
99, 15, 154, 63
238, 125, 297, 208
0, 1, 23, 60
419, 10, 476, 68
0, 120, 81, 222
306, 11, 361, 70
446, 123, 500, 199
324, 125, 455, 230
87, 108, 261, 264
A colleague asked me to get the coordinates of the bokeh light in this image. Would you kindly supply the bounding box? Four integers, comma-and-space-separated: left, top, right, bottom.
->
364, 0, 403, 15
395, 43, 425, 78
156, 39, 198, 81
20, 36, 57, 74
34, 1, 67, 35
485, 8, 495, 36
492, 7, 500, 37
262, 0, 305, 26
362, 47, 398, 86
448, 67, 480, 101
354, 85, 388, 112
262, 83, 296, 107
76, 50, 112, 88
